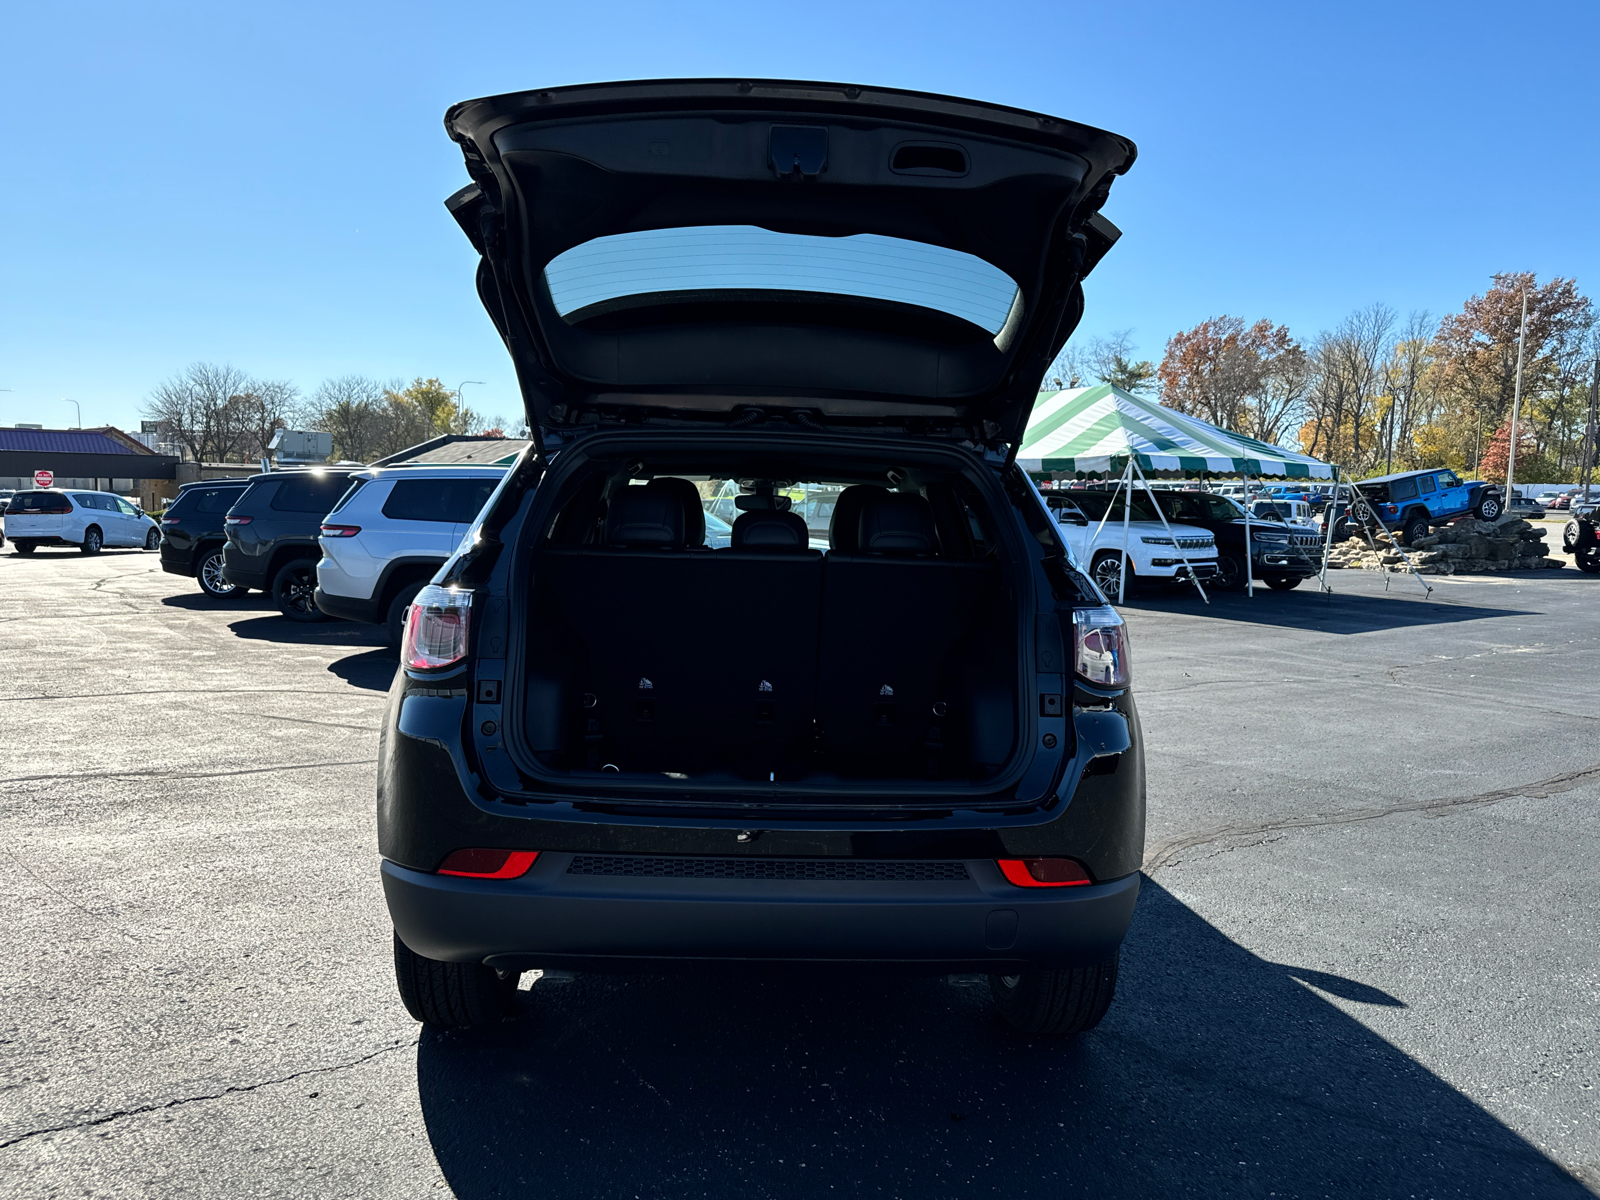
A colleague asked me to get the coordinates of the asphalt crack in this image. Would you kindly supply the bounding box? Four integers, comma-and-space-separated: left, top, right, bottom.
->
0, 1037, 419, 1150
0, 758, 379, 786
1144, 761, 1600, 873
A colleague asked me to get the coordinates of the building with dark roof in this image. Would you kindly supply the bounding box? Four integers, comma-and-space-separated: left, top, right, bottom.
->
0, 426, 180, 502
371, 434, 532, 468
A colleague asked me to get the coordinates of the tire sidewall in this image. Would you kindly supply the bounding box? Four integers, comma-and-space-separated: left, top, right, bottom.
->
386, 582, 426, 648
272, 558, 327, 622
1090, 552, 1126, 598
197, 548, 241, 598
81, 527, 102, 555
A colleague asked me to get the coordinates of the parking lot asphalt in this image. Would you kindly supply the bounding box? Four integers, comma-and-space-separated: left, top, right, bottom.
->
1, 547, 1596, 1199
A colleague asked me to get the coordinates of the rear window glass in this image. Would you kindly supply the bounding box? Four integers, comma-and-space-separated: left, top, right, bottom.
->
270, 474, 350, 514
1390, 476, 1419, 501
543, 226, 1021, 334
8, 491, 73, 513
170, 487, 240, 517
382, 478, 501, 524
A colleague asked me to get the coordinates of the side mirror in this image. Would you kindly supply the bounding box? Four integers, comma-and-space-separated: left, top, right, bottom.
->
1058, 510, 1088, 526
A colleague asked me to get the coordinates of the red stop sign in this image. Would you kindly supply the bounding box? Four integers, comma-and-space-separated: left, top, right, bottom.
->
33, 470, 54, 488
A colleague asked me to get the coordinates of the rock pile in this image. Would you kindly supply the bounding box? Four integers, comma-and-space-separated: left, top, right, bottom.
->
1326, 518, 1564, 575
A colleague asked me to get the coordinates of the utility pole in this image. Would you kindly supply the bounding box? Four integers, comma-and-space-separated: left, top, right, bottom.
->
1581, 356, 1599, 502
1504, 292, 1528, 512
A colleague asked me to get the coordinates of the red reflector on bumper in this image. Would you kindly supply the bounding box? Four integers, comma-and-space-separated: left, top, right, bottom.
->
436, 849, 539, 879
997, 858, 1092, 888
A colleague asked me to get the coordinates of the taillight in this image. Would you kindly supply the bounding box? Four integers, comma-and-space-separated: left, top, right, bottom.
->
224, 514, 252, 525
402, 585, 472, 670
162, 518, 179, 526
1072, 607, 1130, 687
997, 858, 1093, 888
320, 524, 361, 537
436, 849, 539, 879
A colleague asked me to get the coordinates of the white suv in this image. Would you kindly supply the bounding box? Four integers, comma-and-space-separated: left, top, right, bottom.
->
6, 489, 161, 555
313, 466, 506, 643
1046, 490, 1219, 595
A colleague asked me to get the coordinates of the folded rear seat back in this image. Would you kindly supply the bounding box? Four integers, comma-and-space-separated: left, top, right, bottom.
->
818, 492, 1003, 778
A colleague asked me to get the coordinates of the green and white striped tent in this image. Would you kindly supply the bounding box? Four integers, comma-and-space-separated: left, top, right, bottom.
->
1018, 384, 1334, 480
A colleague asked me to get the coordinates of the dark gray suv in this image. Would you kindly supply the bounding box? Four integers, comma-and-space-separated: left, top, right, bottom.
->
379, 79, 1146, 1039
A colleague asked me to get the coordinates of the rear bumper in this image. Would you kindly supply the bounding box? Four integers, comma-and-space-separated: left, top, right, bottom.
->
159, 545, 194, 576
314, 586, 380, 623
382, 855, 1140, 973
220, 545, 270, 589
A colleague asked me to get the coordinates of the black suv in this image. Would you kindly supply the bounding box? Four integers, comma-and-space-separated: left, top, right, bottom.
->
221, 469, 356, 620
379, 80, 1145, 1039
1149, 489, 1322, 590
159, 480, 253, 598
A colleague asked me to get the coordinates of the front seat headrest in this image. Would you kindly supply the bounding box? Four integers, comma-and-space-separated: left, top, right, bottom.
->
829, 485, 890, 553
858, 492, 937, 555
644, 477, 706, 547
605, 487, 685, 549
731, 508, 809, 552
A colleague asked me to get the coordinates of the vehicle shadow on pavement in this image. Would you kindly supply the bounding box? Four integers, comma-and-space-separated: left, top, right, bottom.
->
1121, 588, 1535, 634
160, 592, 275, 611
412, 880, 1588, 1199
227, 614, 389, 647
329, 646, 398, 691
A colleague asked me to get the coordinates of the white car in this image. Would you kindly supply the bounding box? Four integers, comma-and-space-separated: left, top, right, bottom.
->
1045, 490, 1219, 596
314, 465, 507, 644
6, 489, 161, 555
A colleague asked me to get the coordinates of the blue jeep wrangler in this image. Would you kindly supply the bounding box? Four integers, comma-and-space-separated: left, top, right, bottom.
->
1346, 469, 1504, 545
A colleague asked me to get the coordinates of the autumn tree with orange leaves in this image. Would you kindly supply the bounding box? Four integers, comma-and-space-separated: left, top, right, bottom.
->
1156, 317, 1311, 445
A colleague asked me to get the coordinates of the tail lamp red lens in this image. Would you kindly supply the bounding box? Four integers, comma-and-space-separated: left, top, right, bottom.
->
403, 585, 472, 670
224, 514, 252, 525
320, 524, 361, 537
997, 858, 1093, 888
1072, 608, 1130, 686
436, 849, 539, 879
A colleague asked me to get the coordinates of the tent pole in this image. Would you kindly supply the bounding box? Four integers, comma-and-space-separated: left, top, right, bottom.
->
1118, 458, 1133, 604
1134, 459, 1208, 604
1243, 468, 1254, 597
1317, 465, 1339, 593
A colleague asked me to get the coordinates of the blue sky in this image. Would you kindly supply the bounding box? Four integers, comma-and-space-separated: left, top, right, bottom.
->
2, 0, 1595, 433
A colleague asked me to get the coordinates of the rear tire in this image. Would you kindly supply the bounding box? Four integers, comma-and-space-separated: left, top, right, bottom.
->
80, 526, 103, 555
1265, 576, 1302, 591
13, 541, 35, 556
271, 558, 326, 622
385, 582, 426, 648
990, 952, 1119, 1037
393, 933, 518, 1029
1577, 547, 1600, 575
197, 547, 244, 599
144, 527, 161, 551
1401, 513, 1429, 546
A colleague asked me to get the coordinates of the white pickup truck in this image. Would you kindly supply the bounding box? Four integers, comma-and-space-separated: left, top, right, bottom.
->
1045, 489, 1220, 596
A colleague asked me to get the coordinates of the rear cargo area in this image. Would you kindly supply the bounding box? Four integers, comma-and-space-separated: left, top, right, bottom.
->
515, 462, 1021, 789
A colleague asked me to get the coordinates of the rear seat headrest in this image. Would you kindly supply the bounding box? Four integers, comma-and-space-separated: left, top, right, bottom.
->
829, 485, 890, 553
644, 477, 705, 547
605, 487, 685, 549
858, 492, 937, 556
731, 508, 809, 552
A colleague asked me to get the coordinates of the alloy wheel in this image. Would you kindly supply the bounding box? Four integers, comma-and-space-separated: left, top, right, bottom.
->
199, 552, 238, 598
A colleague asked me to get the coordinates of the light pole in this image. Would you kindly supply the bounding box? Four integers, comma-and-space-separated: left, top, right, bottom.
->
455, 381, 485, 430
1504, 292, 1528, 513
61, 398, 82, 428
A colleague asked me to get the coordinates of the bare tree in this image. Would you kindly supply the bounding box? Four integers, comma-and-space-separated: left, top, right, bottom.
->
228, 379, 300, 462
143, 363, 253, 463
304, 376, 390, 462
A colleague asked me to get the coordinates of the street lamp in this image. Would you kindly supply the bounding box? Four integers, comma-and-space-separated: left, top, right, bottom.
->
61, 398, 82, 428
455, 381, 486, 429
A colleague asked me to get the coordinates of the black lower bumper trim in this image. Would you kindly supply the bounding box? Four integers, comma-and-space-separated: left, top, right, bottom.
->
314, 586, 381, 624
382, 855, 1140, 972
